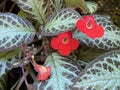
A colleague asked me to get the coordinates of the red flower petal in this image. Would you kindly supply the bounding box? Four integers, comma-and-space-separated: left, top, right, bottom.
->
70, 39, 79, 50
37, 66, 51, 81
76, 19, 86, 32
83, 15, 96, 25
85, 25, 104, 39
95, 25, 104, 38
59, 44, 71, 56
58, 31, 72, 39
51, 37, 61, 50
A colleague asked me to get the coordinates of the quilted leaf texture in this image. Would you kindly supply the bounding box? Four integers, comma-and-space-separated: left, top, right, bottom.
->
73, 14, 120, 50
71, 50, 120, 90
0, 13, 35, 51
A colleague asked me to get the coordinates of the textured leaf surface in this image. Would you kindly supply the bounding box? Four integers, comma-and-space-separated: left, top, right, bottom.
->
85, 1, 98, 14
73, 14, 120, 50
48, 0, 66, 13
42, 8, 81, 36
12, 0, 47, 24
0, 49, 21, 76
65, 0, 88, 14
71, 50, 120, 90
36, 53, 81, 90
0, 13, 35, 51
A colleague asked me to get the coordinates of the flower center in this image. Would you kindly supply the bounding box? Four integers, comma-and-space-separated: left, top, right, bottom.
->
41, 66, 47, 72
86, 21, 93, 29
62, 37, 69, 44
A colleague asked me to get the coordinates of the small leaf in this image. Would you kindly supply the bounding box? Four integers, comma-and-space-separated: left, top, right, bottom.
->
73, 14, 120, 50
35, 53, 82, 90
85, 1, 98, 14
71, 50, 120, 90
0, 13, 35, 51
42, 8, 81, 36
12, 0, 48, 24
48, 0, 66, 13
0, 49, 21, 76
65, 0, 88, 14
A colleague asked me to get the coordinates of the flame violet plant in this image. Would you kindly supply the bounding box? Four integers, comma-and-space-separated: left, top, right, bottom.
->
0, 0, 120, 90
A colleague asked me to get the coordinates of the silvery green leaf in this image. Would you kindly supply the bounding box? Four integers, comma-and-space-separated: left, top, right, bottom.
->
65, 0, 88, 14
85, 1, 98, 14
12, 0, 48, 24
0, 13, 35, 51
73, 14, 120, 50
35, 53, 81, 90
71, 50, 120, 90
49, 0, 66, 13
42, 8, 81, 36
0, 49, 21, 76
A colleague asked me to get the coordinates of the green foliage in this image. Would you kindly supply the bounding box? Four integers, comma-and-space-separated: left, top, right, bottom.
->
48, 0, 66, 13
12, 0, 48, 24
71, 50, 120, 90
36, 53, 82, 90
0, 13, 35, 51
73, 14, 120, 50
85, 1, 98, 14
0, 0, 120, 90
42, 8, 81, 36
65, 0, 88, 14
0, 49, 21, 76
78, 45, 107, 62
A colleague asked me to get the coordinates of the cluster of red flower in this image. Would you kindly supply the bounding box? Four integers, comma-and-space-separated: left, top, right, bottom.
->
34, 15, 104, 81
51, 15, 104, 56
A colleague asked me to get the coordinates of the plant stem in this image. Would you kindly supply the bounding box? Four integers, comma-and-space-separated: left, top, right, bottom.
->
15, 71, 28, 90
21, 64, 29, 90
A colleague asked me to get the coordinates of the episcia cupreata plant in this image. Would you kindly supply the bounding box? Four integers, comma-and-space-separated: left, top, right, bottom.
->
0, 0, 120, 90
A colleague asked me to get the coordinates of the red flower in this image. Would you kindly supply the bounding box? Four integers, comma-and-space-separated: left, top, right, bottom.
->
51, 31, 79, 56
76, 15, 104, 39
34, 64, 51, 81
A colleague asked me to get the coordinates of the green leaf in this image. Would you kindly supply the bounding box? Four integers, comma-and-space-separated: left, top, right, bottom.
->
71, 50, 120, 90
48, 0, 66, 13
85, 1, 98, 14
12, 0, 48, 24
65, 0, 88, 14
0, 13, 35, 51
36, 53, 82, 90
0, 49, 21, 76
73, 14, 120, 50
42, 8, 81, 36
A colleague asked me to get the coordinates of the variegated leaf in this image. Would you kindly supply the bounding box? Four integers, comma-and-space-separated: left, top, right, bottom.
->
0, 49, 21, 76
71, 50, 120, 90
85, 1, 98, 14
12, 0, 47, 24
48, 0, 66, 13
35, 53, 81, 90
0, 13, 35, 51
41, 8, 81, 36
73, 14, 120, 50
65, 0, 88, 14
